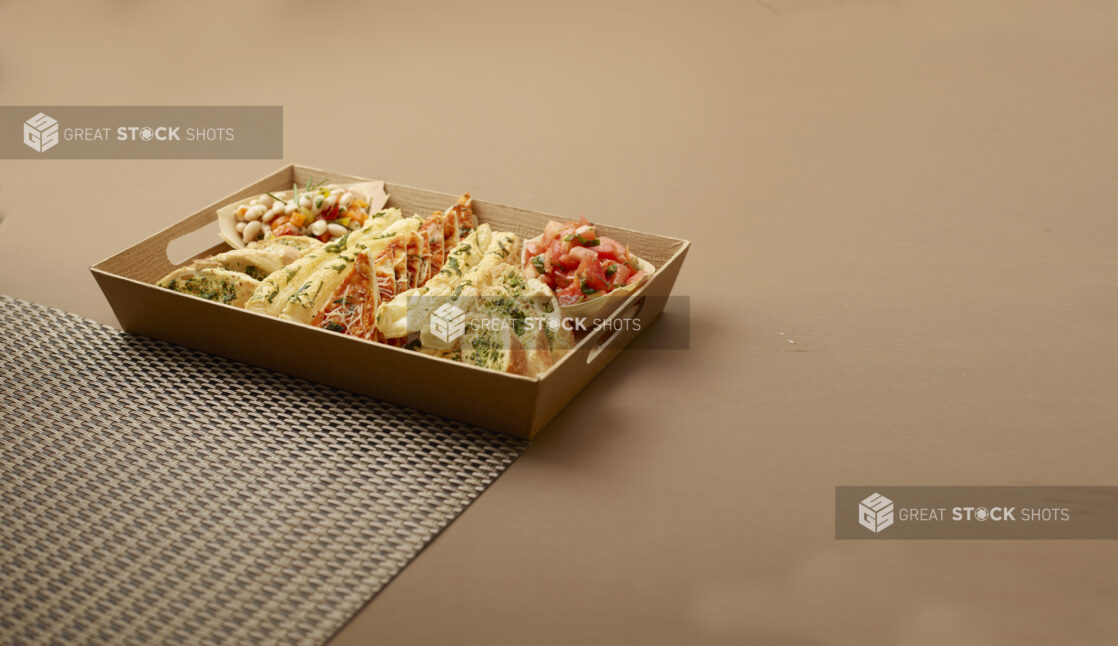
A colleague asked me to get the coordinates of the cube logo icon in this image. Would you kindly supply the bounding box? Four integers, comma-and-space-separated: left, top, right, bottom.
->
430, 303, 466, 344
858, 492, 894, 533
23, 112, 59, 153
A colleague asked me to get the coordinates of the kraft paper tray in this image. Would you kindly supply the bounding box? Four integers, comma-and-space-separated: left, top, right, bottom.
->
91, 165, 690, 439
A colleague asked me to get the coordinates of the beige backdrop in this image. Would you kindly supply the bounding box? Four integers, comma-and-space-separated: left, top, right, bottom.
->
2, 1, 1117, 644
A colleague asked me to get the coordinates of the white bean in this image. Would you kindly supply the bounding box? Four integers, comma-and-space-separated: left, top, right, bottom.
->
298, 195, 312, 210
245, 205, 266, 221
326, 223, 348, 238
242, 220, 262, 243
262, 208, 281, 223
285, 201, 297, 215
271, 199, 284, 211
348, 219, 361, 230
339, 192, 354, 208
235, 206, 248, 221
309, 219, 328, 236
324, 194, 338, 208
235, 221, 246, 233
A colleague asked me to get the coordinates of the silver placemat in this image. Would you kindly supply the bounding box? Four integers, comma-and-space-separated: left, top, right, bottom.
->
0, 295, 526, 645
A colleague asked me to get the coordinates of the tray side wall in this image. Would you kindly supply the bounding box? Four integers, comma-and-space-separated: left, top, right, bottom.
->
91, 267, 540, 437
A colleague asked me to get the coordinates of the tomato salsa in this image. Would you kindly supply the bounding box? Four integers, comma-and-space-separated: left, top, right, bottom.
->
523, 217, 647, 306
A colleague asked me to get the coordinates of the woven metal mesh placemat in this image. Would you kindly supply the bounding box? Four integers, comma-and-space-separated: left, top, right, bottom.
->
0, 295, 526, 645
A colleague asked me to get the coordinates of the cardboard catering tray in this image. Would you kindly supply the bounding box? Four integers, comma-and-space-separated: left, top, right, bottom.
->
91, 165, 690, 439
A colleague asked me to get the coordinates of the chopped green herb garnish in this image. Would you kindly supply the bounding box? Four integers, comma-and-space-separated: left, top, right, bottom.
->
324, 231, 352, 252
504, 272, 526, 296
450, 280, 472, 301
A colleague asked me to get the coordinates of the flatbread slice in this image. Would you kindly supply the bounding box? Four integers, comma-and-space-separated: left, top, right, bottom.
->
245, 209, 402, 317
278, 215, 421, 324
157, 266, 260, 307
208, 246, 299, 281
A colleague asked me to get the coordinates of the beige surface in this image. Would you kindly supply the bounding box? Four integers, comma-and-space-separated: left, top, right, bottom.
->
2, 1, 1117, 644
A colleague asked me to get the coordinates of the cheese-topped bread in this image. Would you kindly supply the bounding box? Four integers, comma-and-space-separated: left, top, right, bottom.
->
375, 224, 495, 340
207, 246, 299, 281
279, 214, 422, 324
248, 235, 323, 256
480, 264, 571, 375
245, 209, 403, 316
157, 266, 260, 307
459, 323, 529, 376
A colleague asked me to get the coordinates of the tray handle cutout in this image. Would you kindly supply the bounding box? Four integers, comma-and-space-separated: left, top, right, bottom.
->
166, 220, 223, 266
585, 295, 646, 365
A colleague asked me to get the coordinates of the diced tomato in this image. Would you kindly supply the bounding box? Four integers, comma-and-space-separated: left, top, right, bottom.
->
317, 233, 332, 242
568, 246, 596, 263
596, 236, 628, 263
606, 262, 632, 286
540, 220, 561, 248
524, 217, 647, 306
555, 252, 580, 271
525, 239, 546, 258
556, 280, 583, 306
578, 258, 609, 292
572, 225, 597, 245
626, 270, 648, 286
553, 269, 573, 289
